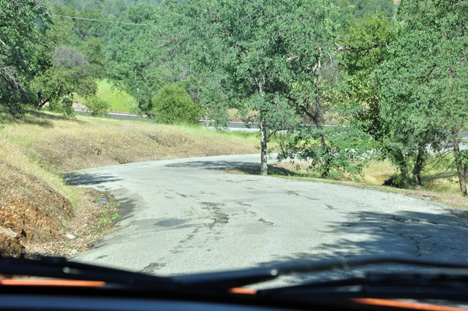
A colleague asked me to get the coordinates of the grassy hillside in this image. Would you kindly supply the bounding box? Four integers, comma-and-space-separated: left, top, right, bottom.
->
75, 80, 135, 113
96, 80, 135, 113
0, 111, 259, 256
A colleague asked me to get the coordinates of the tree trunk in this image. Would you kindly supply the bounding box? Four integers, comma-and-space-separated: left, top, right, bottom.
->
312, 70, 330, 177
258, 78, 268, 176
391, 150, 410, 188
312, 69, 323, 130
260, 114, 268, 176
452, 128, 467, 195
399, 164, 410, 188
412, 143, 425, 186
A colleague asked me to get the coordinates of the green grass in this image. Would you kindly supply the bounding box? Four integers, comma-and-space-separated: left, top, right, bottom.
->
95, 80, 135, 113
76, 80, 135, 113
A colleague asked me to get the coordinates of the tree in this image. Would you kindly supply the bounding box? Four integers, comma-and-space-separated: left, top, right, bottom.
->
152, 83, 199, 124
0, 0, 51, 115
82, 37, 106, 79
31, 46, 97, 110
375, 0, 468, 191
73, 8, 106, 41
281, 125, 375, 178
165, 0, 338, 175
336, 13, 400, 183
353, 0, 397, 21
105, 4, 164, 115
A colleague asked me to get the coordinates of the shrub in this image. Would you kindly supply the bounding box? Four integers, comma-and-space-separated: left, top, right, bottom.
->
279, 125, 376, 179
49, 96, 74, 116
86, 96, 109, 117
152, 83, 199, 124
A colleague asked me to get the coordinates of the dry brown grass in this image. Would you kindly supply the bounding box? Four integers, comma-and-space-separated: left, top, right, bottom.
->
361, 160, 397, 185
1, 112, 258, 173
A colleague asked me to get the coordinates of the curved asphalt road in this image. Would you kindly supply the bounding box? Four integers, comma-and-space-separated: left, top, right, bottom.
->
70, 154, 468, 279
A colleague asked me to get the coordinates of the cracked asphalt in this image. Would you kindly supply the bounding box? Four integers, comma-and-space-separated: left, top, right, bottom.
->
70, 154, 468, 279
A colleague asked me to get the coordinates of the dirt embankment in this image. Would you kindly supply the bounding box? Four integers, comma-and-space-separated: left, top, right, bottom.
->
0, 161, 72, 255
0, 111, 258, 257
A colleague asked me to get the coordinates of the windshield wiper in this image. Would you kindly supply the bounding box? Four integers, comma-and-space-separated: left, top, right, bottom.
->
173, 255, 468, 297
258, 271, 468, 302
0, 255, 175, 290
3, 254, 468, 301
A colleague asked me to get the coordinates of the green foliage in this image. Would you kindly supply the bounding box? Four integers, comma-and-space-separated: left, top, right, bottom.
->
280, 126, 375, 178
152, 83, 199, 124
337, 12, 396, 129
82, 38, 106, 79
0, 2, 105, 115
31, 46, 97, 108
162, 0, 339, 174
332, 0, 397, 32
73, 8, 106, 40
44, 0, 163, 18
48, 95, 74, 116
353, 0, 397, 20
48, 6, 107, 80
0, 0, 52, 115
105, 4, 163, 114
182, 74, 231, 129
373, 0, 468, 189
339, 13, 396, 77
85, 96, 110, 116
454, 150, 468, 177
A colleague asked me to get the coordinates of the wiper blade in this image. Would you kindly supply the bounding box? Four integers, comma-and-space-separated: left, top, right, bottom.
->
173, 255, 468, 292
258, 272, 468, 302
266, 255, 468, 275
3, 254, 468, 298
0, 255, 175, 290
172, 267, 279, 291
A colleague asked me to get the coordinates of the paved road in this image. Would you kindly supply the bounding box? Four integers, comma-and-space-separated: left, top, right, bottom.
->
70, 154, 468, 281
74, 110, 259, 129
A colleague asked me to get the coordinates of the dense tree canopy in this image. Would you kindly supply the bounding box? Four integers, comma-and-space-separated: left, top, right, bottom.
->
45, 0, 163, 18
375, 0, 468, 189
0, 0, 51, 115
105, 4, 163, 114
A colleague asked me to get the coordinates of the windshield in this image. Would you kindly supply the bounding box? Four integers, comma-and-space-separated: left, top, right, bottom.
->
1, 0, 468, 300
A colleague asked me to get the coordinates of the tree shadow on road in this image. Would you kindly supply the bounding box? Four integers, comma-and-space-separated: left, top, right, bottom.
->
228, 165, 298, 176
64, 173, 121, 186
166, 160, 297, 177
253, 209, 468, 286
166, 160, 258, 171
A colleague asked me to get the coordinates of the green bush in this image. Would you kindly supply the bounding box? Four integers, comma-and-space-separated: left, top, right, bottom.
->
86, 96, 109, 117
152, 83, 199, 124
49, 96, 74, 116
279, 125, 376, 179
